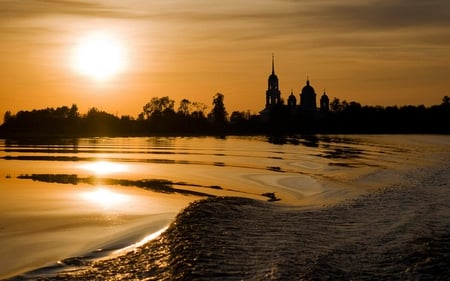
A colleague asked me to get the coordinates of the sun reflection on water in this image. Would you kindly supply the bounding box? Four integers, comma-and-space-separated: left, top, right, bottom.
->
80, 160, 127, 175
81, 187, 130, 209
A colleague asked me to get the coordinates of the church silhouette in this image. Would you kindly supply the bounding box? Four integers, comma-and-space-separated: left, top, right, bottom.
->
261, 55, 330, 118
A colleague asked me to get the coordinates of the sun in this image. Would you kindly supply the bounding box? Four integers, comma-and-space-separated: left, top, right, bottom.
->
72, 32, 126, 81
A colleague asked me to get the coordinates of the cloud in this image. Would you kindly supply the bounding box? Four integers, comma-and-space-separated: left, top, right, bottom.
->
311, 0, 450, 30
130, 0, 450, 48
0, 0, 139, 20
2, 0, 449, 33
141, 0, 450, 30
1, 0, 449, 59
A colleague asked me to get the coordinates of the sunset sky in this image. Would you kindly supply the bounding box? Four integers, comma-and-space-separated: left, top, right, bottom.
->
1, 0, 449, 118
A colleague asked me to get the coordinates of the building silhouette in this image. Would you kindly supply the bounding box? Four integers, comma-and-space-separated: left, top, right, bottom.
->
287, 90, 297, 108
265, 54, 281, 107
261, 55, 330, 116
299, 78, 317, 111
320, 90, 330, 112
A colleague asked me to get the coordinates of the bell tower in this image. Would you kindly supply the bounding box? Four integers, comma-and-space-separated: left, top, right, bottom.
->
266, 54, 281, 107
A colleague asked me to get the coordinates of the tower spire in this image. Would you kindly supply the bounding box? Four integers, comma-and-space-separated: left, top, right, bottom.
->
272, 53, 275, 75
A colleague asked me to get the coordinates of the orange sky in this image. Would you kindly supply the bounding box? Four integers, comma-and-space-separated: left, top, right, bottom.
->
1, 0, 449, 118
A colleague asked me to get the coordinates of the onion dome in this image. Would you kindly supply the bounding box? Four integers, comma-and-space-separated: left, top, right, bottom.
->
302, 79, 315, 95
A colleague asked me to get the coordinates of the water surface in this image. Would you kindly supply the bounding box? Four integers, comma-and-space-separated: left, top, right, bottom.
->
1, 135, 448, 279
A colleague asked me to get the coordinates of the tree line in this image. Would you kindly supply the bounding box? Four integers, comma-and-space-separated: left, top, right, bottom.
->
267, 96, 450, 135
0, 94, 230, 137
0, 94, 449, 137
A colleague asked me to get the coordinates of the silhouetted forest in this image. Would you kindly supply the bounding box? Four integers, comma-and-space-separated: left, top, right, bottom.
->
1, 95, 449, 137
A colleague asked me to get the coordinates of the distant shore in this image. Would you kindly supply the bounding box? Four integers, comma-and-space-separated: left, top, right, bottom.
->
1, 97, 450, 138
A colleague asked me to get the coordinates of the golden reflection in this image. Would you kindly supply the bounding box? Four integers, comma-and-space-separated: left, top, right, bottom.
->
81, 187, 130, 209
80, 160, 127, 175
113, 226, 168, 255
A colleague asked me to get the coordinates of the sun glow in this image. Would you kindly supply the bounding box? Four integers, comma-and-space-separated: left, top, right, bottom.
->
72, 32, 126, 81
80, 161, 128, 175
82, 187, 130, 209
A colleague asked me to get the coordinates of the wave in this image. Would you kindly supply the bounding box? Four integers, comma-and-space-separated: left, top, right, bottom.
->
19, 159, 450, 281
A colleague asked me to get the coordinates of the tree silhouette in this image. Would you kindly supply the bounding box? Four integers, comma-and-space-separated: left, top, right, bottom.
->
142, 96, 175, 119
191, 102, 207, 118
442, 96, 450, 106
3, 111, 12, 123
330, 97, 343, 112
83, 107, 120, 136
209, 93, 228, 134
177, 99, 192, 116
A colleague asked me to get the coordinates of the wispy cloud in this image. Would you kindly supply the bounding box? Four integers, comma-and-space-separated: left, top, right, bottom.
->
129, 0, 450, 48
308, 0, 450, 30
0, 0, 138, 20
2, 0, 449, 33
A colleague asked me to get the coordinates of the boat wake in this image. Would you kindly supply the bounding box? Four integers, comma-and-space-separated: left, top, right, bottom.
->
21, 160, 450, 281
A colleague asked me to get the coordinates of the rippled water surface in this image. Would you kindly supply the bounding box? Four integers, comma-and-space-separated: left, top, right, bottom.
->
1, 135, 449, 280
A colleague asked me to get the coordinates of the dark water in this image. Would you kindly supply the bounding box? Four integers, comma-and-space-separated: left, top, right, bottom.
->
3, 135, 450, 280
31, 160, 450, 281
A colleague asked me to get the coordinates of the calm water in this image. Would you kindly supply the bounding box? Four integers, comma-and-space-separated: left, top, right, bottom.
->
1, 135, 449, 279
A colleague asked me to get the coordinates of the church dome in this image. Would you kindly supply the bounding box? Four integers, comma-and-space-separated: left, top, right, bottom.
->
300, 78, 317, 111
301, 79, 315, 95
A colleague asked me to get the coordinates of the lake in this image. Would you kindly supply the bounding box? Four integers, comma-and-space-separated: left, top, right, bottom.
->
1, 135, 449, 279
